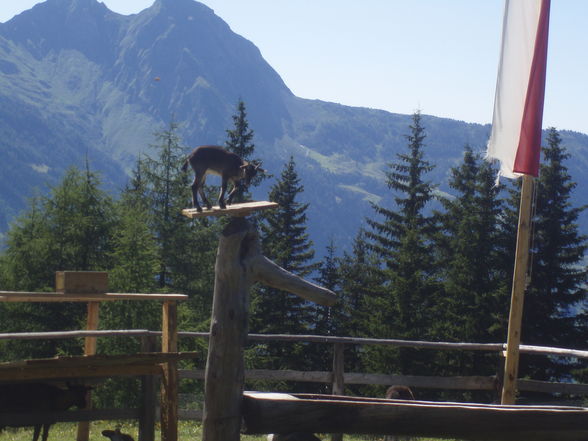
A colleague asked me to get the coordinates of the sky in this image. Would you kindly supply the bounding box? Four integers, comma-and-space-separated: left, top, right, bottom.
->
1, 0, 587, 134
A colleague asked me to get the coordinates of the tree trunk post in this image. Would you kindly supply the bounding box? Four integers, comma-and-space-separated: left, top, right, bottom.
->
202, 216, 336, 441
202, 218, 253, 441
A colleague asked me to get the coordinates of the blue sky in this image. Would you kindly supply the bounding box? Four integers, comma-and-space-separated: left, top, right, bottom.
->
2, 0, 587, 134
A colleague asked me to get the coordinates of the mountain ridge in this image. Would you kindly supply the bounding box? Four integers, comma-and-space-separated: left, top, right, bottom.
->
1, 0, 587, 254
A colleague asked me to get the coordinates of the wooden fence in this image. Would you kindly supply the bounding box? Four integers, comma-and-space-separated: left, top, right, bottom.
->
1, 330, 587, 424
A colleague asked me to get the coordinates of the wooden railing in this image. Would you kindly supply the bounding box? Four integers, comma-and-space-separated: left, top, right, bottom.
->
1, 330, 586, 430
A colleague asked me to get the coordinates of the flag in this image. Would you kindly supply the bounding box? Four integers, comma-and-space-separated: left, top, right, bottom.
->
486, 0, 551, 179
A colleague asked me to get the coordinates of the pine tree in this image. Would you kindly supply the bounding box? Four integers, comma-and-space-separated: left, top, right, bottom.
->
517, 128, 588, 380
364, 111, 438, 375
224, 100, 265, 203
250, 157, 317, 375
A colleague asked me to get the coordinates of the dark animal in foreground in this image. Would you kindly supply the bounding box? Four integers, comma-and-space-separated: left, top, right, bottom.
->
0, 382, 89, 441
385, 386, 415, 441
181, 145, 265, 212
385, 385, 415, 400
102, 428, 135, 441
267, 433, 321, 441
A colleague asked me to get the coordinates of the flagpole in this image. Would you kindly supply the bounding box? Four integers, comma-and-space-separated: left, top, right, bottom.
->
501, 173, 535, 404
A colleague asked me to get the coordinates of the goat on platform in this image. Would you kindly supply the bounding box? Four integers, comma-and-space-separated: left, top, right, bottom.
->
0, 382, 89, 441
181, 145, 265, 212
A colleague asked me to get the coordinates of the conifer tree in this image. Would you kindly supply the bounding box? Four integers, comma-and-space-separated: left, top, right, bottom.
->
313, 239, 339, 337
140, 121, 218, 318
364, 111, 438, 374
224, 100, 264, 202
250, 157, 317, 373
0, 166, 114, 360
435, 146, 505, 385
517, 128, 588, 380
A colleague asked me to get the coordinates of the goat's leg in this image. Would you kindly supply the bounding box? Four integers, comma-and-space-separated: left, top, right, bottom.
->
218, 179, 228, 209
32, 424, 41, 441
190, 177, 202, 212
41, 424, 50, 441
226, 182, 240, 206
198, 175, 212, 210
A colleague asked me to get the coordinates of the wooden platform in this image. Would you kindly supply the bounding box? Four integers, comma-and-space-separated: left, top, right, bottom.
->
182, 201, 278, 218
242, 392, 588, 441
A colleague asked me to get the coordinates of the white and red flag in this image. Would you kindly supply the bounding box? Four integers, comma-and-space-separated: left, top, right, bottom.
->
486, 0, 551, 179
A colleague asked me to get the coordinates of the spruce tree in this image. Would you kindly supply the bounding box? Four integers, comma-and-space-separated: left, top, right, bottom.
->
313, 239, 339, 337
517, 128, 588, 380
364, 111, 438, 375
224, 100, 264, 203
435, 146, 505, 392
250, 157, 317, 375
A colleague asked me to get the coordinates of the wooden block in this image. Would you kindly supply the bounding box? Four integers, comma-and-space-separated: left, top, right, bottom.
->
55, 271, 108, 294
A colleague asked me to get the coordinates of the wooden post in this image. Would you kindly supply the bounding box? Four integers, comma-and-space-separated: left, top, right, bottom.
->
331, 343, 345, 441
202, 217, 336, 441
77, 301, 100, 441
140, 335, 157, 441
502, 174, 535, 405
161, 300, 179, 441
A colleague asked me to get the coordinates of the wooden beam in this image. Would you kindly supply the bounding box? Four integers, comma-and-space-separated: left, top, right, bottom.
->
242, 392, 588, 441
250, 255, 337, 306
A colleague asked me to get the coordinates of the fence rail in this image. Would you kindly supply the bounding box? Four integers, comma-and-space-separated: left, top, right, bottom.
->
1, 330, 587, 403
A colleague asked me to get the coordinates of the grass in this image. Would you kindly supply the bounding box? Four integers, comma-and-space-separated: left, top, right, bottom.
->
0, 421, 455, 441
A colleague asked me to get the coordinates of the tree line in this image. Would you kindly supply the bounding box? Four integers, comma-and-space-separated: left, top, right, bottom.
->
0, 103, 586, 405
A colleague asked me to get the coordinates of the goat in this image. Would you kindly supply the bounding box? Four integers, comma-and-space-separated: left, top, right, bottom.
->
385, 385, 415, 401
267, 433, 321, 441
0, 382, 89, 441
181, 145, 265, 212
102, 428, 135, 441
384, 385, 415, 441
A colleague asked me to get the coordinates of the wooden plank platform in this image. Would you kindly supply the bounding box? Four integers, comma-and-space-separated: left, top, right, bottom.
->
0, 352, 199, 381
182, 201, 278, 218
242, 392, 588, 441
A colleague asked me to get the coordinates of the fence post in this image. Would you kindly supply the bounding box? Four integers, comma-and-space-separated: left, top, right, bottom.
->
161, 300, 179, 441
77, 300, 100, 441
140, 334, 157, 441
331, 342, 345, 441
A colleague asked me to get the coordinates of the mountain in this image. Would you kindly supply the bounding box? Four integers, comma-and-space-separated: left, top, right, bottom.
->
1, 0, 588, 254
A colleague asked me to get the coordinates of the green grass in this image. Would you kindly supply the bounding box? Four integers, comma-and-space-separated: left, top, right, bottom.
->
0, 421, 456, 441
